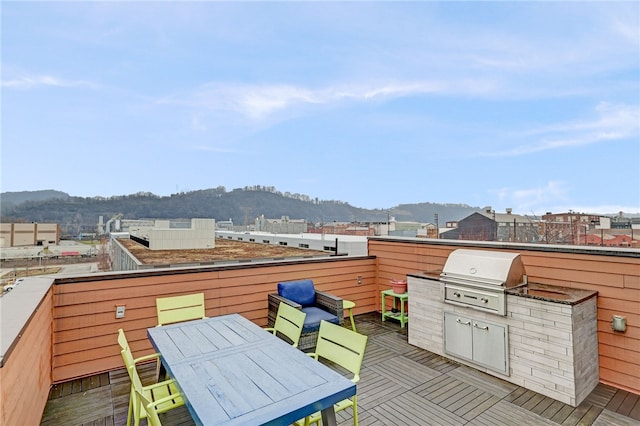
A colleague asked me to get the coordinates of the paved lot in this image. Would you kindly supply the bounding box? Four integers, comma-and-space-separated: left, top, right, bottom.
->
1, 242, 97, 260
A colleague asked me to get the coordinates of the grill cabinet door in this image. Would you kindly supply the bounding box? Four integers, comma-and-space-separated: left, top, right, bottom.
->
444, 311, 473, 360
472, 319, 508, 374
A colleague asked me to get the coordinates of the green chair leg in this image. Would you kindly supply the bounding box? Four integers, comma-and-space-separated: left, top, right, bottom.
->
343, 300, 356, 332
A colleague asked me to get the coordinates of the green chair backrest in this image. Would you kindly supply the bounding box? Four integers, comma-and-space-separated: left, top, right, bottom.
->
156, 293, 207, 326
117, 328, 129, 352
120, 343, 144, 390
119, 340, 147, 424
273, 302, 307, 347
315, 320, 368, 380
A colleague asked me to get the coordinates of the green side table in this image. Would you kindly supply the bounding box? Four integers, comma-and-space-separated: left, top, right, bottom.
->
381, 289, 408, 328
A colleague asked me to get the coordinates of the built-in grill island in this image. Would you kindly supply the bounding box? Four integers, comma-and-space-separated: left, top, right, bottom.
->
407, 248, 599, 407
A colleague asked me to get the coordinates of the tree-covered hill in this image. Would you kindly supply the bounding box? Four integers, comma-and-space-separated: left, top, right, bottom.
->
0, 189, 70, 210
0, 187, 478, 235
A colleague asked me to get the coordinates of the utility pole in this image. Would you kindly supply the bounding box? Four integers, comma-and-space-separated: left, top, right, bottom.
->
387, 211, 390, 236
434, 213, 439, 239
492, 210, 497, 241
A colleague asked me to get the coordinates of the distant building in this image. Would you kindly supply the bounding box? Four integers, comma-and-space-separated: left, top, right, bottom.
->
392, 220, 424, 237
308, 222, 375, 237
216, 231, 368, 256
0, 222, 60, 247
416, 223, 438, 239
542, 211, 638, 247
216, 219, 234, 231
440, 207, 540, 243
541, 212, 600, 245
128, 218, 215, 250
365, 217, 395, 236
254, 215, 307, 234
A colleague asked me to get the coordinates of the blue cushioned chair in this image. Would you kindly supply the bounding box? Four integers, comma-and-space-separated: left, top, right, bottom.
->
268, 279, 344, 351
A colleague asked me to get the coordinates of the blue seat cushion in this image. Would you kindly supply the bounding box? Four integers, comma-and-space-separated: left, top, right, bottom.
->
300, 307, 339, 333
278, 280, 316, 307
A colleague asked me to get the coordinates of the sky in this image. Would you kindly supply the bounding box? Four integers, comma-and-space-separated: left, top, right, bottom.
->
2, 1, 639, 216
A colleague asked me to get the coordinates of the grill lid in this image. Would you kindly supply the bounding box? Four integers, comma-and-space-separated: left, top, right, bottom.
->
440, 249, 525, 289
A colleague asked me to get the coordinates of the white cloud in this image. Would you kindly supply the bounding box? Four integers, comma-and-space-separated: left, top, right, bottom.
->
159, 79, 497, 122
1, 74, 98, 90
492, 181, 640, 215
493, 181, 569, 214
611, 16, 640, 47
484, 102, 640, 157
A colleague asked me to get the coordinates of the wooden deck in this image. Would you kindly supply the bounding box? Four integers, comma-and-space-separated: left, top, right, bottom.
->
41, 313, 640, 426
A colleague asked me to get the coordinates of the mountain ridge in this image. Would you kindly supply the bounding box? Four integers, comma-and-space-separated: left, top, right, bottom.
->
1, 187, 480, 235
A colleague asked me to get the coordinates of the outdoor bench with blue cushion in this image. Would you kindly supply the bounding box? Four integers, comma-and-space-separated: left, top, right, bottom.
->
268, 279, 344, 351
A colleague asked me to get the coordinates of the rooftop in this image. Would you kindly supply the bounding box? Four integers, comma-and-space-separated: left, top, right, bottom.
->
1, 237, 638, 426
118, 237, 329, 265
41, 313, 640, 426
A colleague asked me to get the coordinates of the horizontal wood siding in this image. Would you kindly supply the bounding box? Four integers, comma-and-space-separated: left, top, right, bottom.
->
0, 288, 53, 426
368, 239, 640, 395
51, 257, 376, 382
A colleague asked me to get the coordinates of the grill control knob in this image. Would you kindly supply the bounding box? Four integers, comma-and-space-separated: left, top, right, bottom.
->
480, 297, 488, 303
453, 292, 461, 298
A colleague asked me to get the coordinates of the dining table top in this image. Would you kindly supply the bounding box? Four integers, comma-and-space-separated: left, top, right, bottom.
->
147, 314, 355, 426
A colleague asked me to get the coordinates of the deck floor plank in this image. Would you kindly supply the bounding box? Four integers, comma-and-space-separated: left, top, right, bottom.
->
414, 374, 459, 399
381, 391, 466, 426
447, 387, 491, 415
619, 393, 640, 417
630, 397, 640, 421
593, 409, 640, 426
461, 394, 501, 421
446, 365, 518, 398
41, 385, 113, 426
608, 390, 631, 412
366, 354, 441, 390
586, 383, 618, 408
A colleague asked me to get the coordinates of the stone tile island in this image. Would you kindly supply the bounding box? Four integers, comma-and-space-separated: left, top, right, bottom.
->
407, 272, 599, 407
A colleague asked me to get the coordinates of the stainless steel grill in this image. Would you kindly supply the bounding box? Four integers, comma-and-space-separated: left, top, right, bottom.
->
441, 249, 526, 316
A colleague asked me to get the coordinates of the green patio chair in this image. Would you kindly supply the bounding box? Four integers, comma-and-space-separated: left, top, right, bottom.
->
117, 328, 163, 381
264, 302, 307, 348
118, 329, 184, 426
133, 374, 182, 426
296, 320, 368, 426
155, 293, 207, 380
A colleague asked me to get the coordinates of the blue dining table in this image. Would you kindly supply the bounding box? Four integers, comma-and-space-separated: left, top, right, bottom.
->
147, 314, 355, 426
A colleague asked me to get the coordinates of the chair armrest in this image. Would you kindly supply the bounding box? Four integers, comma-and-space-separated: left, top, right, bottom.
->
147, 393, 184, 414
268, 293, 302, 327
269, 293, 303, 309
315, 291, 344, 325
133, 353, 161, 365
143, 379, 184, 409
144, 378, 178, 392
